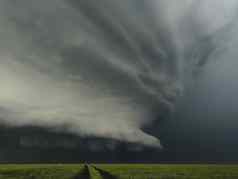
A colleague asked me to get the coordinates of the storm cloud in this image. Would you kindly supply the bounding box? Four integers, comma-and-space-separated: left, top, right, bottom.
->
0, 0, 237, 148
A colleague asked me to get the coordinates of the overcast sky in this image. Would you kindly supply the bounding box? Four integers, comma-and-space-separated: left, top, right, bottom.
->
0, 0, 238, 160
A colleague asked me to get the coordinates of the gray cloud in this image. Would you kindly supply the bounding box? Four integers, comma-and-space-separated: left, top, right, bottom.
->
0, 0, 237, 148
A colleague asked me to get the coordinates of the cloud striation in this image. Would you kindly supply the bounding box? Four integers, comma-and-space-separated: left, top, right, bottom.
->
0, 0, 237, 148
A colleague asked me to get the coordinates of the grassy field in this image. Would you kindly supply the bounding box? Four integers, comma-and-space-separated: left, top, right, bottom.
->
0, 164, 238, 179
0, 164, 84, 179
95, 164, 238, 179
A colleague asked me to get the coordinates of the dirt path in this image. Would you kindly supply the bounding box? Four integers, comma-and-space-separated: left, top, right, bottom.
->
92, 166, 118, 179
73, 164, 118, 179
73, 165, 90, 179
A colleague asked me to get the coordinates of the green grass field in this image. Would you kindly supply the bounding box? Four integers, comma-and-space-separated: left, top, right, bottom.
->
0, 164, 238, 179
96, 164, 238, 179
0, 164, 84, 179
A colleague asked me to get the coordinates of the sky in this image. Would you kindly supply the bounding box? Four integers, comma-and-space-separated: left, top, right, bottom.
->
0, 0, 238, 162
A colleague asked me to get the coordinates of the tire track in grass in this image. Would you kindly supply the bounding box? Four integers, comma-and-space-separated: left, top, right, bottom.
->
92, 166, 118, 179
88, 165, 103, 179
73, 165, 90, 179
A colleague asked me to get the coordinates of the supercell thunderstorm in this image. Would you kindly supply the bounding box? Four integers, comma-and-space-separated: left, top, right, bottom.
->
0, 0, 237, 148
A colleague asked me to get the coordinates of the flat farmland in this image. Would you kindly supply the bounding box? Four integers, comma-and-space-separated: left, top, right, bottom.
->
0, 164, 238, 179
95, 164, 238, 179
0, 164, 85, 179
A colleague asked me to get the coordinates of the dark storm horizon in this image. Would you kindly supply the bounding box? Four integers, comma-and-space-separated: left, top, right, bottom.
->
0, 0, 238, 162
